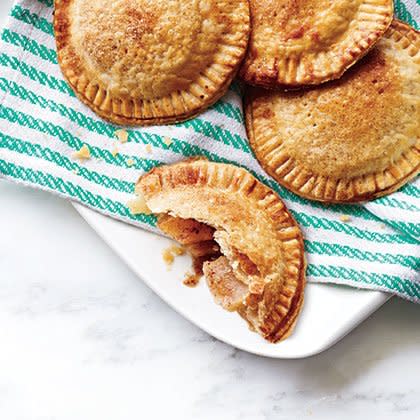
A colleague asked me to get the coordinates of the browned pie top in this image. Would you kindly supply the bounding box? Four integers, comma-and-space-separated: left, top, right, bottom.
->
54, 0, 250, 125
240, 0, 393, 87
245, 20, 420, 202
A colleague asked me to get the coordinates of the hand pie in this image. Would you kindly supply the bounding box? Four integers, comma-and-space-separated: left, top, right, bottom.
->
136, 159, 306, 343
245, 20, 420, 203
54, 0, 250, 125
240, 0, 393, 88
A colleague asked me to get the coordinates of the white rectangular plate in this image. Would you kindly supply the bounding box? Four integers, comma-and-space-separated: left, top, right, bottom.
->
73, 203, 390, 358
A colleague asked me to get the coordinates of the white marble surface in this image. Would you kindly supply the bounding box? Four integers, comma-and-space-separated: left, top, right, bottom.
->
1, 180, 420, 420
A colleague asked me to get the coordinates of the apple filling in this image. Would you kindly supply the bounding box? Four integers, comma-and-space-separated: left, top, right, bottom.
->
158, 214, 252, 311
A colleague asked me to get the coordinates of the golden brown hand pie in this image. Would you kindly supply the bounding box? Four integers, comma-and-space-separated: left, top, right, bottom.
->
54, 0, 250, 125
245, 20, 420, 203
136, 159, 306, 343
240, 0, 393, 88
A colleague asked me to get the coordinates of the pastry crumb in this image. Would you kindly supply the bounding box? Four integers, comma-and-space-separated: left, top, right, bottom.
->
172, 245, 186, 256
164, 137, 173, 147
126, 158, 135, 167
111, 145, 119, 157
72, 144, 91, 160
162, 245, 186, 270
339, 215, 351, 223
127, 194, 152, 215
380, 223, 386, 229
72, 168, 79, 175
115, 129, 128, 143
145, 144, 152, 154
183, 273, 200, 288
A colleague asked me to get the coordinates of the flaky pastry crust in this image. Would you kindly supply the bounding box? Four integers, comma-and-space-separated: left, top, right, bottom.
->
54, 0, 250, 125
245, 20, 420, 203
137, 159, 306, 343
240, 0, 393, 87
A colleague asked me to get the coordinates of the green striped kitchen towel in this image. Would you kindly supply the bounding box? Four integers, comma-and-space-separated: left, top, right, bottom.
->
0, 0, 419, 301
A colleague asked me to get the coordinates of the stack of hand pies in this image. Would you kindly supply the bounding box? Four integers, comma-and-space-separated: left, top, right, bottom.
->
54, 0, 419, 343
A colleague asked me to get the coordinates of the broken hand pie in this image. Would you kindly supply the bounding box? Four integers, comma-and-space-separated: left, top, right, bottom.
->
246, 20, 420, 203
54, 0, 250, 125
240, 0, 393, 87
137, 160, 306, 343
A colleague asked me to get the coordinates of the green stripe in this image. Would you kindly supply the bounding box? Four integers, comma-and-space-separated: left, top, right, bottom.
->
209, 100, 244, 124
305, 240, 419, 271
368, 195, 420, 240
308, 264, 420, 300
292, 210, 417, 245
36, 0, 53, 7
0, 132, 160, 194
229, 80, 243, 96
0, 77, 116, 137
256, 176, 396, 229
395, 0, 419, 29
382, 220, 419, 242
374, 195, 420, 212
0, 159, 157, 226
0, 99, 416, 245
11, 5, 54, 36
177, 118, 249, 152
0, 104, 161, 171
0, 54, 75, 95
400, 183, 420, 199
277, 184, 380, 221
1, 29, 57, 64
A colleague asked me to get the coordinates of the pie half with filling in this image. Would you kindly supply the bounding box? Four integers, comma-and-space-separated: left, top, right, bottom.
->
240, 0, 393, 88
54, 0, 250, 125
136, 159, 306, 343
245, 20, 420, 203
